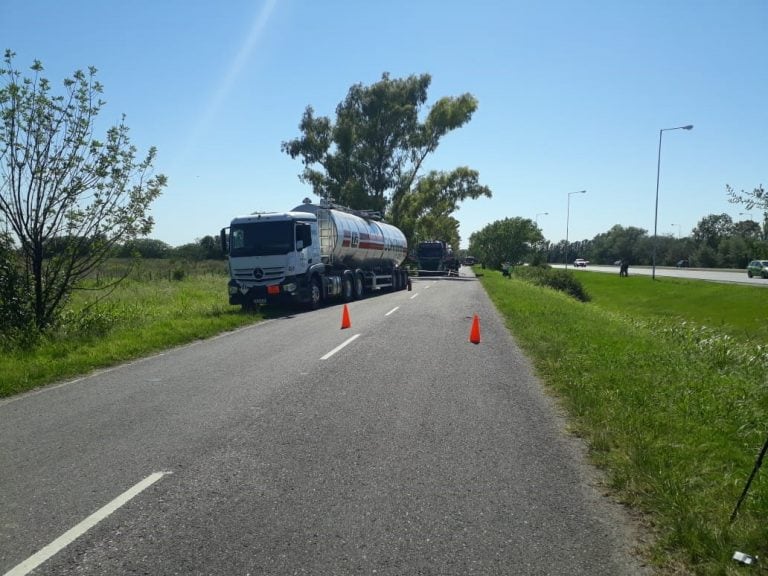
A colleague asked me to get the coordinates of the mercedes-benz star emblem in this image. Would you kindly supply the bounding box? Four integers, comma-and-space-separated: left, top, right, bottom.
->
253, 268, 264, 280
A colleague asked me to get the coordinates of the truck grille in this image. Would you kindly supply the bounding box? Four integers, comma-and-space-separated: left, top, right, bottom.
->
233, 266, 285, 284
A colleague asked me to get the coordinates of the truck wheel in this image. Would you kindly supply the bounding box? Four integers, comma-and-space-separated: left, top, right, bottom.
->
309, 277, 322, 310
399, 270, 408, 290
392, 270, 401, 291
353, 273, 364, 299
342, 273, 354, 302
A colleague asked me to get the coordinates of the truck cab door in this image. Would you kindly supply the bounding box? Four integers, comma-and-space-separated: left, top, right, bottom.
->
295, 223, 313, 272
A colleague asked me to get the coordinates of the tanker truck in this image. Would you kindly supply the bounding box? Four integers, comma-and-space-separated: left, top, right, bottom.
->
220, 198, 410, 310
415, 240, 459, 276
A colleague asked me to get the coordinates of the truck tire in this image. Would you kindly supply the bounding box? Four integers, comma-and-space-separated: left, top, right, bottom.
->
309, 277, 322, 310
342, 272, 354, 302
353, 273, 364, 299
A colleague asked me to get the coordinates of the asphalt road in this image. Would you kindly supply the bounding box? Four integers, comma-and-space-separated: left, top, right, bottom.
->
1, 269, 649, 575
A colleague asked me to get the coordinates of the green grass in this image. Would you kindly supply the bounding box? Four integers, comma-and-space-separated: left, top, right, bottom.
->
480, 269, 768, 575
0, 273, 266, 397
576, 272, 768, 341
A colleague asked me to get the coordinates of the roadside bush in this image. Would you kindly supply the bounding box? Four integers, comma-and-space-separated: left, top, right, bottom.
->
513, 265, 591, 302
56, 306, 127, 340
0, 238, 36, 349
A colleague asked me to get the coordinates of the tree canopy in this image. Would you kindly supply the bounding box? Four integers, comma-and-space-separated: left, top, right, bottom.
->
692, 213, 735, 249
468, 217, 543, 270
587, 225, 649, 265
728, 184, 767, 213
393, 167, 492, 250
282, 73, 488, 246
727, 184, 768, 242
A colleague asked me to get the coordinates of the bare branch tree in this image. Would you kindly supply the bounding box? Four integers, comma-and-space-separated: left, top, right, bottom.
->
0, 50, 167, 330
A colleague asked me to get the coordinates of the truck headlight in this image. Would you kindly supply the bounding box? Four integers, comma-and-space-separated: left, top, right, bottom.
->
283, 282, 297, 293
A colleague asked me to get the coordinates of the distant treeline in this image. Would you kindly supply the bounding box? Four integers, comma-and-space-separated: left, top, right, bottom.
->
113, 235, 225, 260
543, 214, 768, 269
7, 234, 225, 261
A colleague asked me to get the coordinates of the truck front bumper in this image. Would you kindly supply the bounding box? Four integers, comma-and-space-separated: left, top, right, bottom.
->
227, 278, 308, 307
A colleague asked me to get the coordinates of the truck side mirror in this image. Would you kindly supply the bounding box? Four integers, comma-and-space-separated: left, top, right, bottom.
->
220, 228, 228, 253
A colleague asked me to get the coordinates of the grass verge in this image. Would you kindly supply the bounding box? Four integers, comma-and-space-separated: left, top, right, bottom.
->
0, 275, 266, 397
481, 269, 767, 575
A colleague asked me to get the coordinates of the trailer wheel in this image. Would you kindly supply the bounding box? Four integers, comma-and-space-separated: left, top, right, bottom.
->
342, 272, 354, 302
309, 276, 322, 310
353, 273, 364, 299
399, 270, 407, 291
392, 270, 401, 291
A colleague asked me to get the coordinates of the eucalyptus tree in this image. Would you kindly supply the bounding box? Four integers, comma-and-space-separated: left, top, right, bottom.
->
282, 73, 485, 236
393, 167, 491, 249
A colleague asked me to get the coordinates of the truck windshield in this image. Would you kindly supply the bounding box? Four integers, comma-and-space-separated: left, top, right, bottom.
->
229, 221, 293, 257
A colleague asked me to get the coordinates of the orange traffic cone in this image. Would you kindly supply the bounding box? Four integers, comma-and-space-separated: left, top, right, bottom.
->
341, 304, 351, 329
469, 314, 481, 344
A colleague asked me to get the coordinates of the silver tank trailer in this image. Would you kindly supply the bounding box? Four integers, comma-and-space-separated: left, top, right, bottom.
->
293, 203, 407, 269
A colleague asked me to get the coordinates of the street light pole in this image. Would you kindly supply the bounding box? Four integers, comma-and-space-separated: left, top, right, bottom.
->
534, 212, 548, 263
653, 124, 693, 279
565, 190, 586, 270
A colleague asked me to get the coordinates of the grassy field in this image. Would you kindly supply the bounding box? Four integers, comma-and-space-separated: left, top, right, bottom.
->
480, 269, 768, 575
574, 271, 768, 342
3, 261, 767, 573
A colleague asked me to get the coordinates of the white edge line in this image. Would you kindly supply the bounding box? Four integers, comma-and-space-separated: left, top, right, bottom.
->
4, 472, 169, 576
320, 333, 361, 360
410, 293, 419, 299
385, 306, 399, 316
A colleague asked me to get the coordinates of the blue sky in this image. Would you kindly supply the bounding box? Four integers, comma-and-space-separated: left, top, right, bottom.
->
2, 0, 766, 248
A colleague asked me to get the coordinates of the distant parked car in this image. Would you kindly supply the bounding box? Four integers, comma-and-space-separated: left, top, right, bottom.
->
573, 259, 588, 267
676, 259, 689, 268
746, 260, 768, 278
